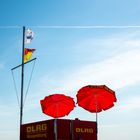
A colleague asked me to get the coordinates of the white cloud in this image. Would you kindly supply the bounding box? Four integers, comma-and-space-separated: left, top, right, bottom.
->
125, 40, 140, 47
21, 31, 140, 118
99, 123, 140, 140
117, 96, 140, 111
39, 49, 140, 98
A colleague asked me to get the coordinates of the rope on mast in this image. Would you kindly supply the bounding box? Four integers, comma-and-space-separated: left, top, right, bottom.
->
23, 59, 36, 106
11, 70, 20, 107
11, 58, 36, 108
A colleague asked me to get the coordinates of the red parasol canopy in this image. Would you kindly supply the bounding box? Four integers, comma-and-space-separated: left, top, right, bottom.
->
77, 85, 117, 113
40, 94, 75, 118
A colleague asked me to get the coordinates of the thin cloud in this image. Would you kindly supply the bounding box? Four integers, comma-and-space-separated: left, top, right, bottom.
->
117, 96, 140, 111
25, 30, 140, 111
125, 40, 140, 47
39, 49, 140, 97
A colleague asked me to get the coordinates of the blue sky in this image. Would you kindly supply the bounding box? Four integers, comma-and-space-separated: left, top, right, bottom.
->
1, 0, 140, 140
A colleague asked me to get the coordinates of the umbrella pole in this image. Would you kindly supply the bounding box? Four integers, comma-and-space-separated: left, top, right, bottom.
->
54, 119, 57, 140
70, 120, 74, 140
96, 111, 98, 135
95, 95, 98, 139
96, 111, 98, 124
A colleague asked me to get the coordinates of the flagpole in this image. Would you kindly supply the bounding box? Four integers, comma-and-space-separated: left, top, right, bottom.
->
20, 26, 25, 140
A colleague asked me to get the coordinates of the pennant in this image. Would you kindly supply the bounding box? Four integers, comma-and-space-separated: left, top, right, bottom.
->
25, 28, 34, 44
24, 48, 35, 63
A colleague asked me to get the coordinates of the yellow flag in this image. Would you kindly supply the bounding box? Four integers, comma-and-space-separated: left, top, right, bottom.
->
24, 48, 35, 63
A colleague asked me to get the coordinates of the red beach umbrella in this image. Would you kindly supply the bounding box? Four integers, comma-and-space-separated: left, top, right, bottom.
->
77, 85, 117, 122
40, 94, 75, 118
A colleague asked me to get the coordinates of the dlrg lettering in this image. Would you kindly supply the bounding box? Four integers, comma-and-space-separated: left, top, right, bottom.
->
26, 124, 47, 133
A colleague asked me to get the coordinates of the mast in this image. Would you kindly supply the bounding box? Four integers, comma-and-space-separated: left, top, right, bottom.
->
20, 26, 25, 139
11, 26, 36, 140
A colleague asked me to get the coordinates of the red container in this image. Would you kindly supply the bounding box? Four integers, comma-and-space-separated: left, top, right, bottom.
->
21, 120, 55, 140
72, 119, 97, 140
21, 119, 97, 140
